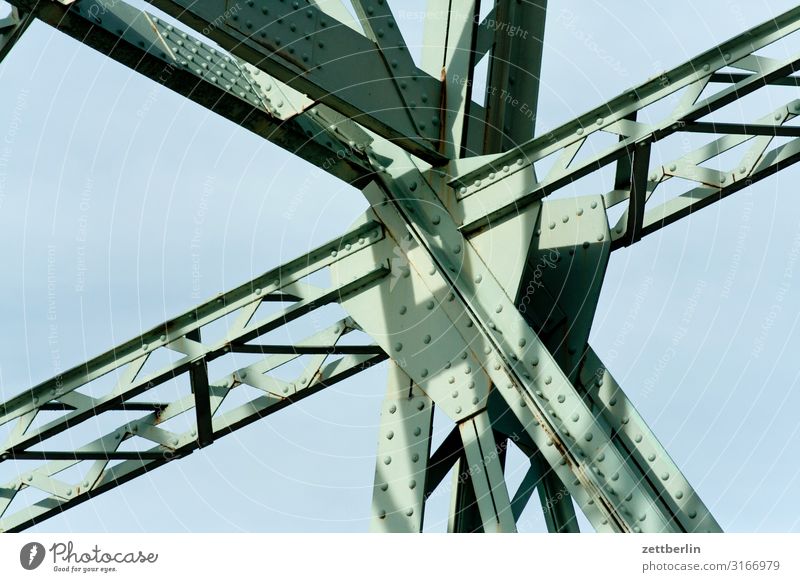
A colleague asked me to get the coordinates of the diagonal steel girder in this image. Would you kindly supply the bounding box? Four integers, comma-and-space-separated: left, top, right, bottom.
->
136, 0, 448, 161
447, 5, 800, 235
0, 217, 389, 532
1, 0, 380, 184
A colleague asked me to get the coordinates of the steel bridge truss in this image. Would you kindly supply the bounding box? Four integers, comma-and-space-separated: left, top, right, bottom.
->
1, 0, 799, 532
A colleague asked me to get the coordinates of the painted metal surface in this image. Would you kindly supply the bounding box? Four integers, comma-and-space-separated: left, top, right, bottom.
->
1, 0, 798, 532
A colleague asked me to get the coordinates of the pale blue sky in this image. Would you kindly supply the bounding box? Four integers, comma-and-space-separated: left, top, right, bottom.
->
0, 0, 799, 532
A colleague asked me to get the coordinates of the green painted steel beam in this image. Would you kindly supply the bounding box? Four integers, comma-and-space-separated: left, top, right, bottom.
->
451, 6, 800, 233
0, 217, 393, 532
482, 0, 546, 153
4, 0, 375, 184
340, 135, 720, 531
3, 0, 798, 534
137, 0, 446, 161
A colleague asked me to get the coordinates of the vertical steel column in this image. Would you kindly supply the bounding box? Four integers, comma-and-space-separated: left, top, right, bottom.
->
423, 0, 480, 156
370, 361, 435, 532
483, 0, 547, 152
456, 411, 516, 532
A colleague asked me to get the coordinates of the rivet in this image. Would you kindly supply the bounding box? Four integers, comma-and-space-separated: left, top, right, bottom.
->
423, 335, 431, 344
389, 405, 397, 414
409, 480, 416, 489
451, 390, 458, 398
634, 434, 643, 443
661, 472, 669, 481
386, 431, 394, 440
383, 456, 392, 465
413, 427, 422, 436
406, 508, 414, 516
688, 510, 697, 519
399, 306, 407, 315
585, 433, 593, 441
474, 274, 482, 284
675, 490, 684, 500
394, 342, 403, 351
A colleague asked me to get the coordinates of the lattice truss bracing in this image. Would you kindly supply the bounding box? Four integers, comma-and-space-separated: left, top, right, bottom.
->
0, 0, 799, 532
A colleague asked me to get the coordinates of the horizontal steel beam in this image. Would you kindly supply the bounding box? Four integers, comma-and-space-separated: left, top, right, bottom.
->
682, 121, 800, 137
